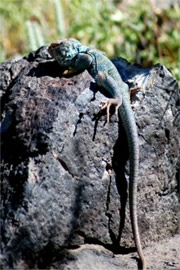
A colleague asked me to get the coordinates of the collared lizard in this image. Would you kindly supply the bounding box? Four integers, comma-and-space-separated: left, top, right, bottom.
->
48, 38, 146, 270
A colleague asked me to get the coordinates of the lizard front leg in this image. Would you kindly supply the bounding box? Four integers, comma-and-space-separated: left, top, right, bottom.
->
97, 71, 122, 123
63, 53, 93, 76
74, 53, 93, 71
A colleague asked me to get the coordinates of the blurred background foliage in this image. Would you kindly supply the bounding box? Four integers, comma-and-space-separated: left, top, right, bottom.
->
0, 0, 179, 82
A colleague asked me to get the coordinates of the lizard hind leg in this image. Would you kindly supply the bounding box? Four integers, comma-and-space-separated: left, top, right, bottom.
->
99, 98, 122, 123
97, 71, 122, 123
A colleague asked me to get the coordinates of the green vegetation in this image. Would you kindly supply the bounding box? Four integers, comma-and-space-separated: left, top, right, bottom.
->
0, 0, 179, 82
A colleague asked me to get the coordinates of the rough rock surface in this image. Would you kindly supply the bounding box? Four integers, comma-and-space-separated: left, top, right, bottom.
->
0, 45, 179, 269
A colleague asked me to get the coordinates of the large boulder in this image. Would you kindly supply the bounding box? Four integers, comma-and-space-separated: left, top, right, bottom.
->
0, 45, 179, 269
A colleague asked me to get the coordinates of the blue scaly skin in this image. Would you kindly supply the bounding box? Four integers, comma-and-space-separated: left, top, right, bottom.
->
48, 38, 146, 270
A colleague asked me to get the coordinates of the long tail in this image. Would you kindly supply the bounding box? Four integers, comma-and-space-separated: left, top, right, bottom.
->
96, 70, 146, 268
119, 99, 147, 270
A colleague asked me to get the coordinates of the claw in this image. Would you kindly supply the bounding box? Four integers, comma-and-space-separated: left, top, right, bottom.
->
99, 98, 122, 123
129, 86, 141, 95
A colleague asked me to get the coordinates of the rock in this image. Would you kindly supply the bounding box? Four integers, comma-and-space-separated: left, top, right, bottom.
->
0, 45, 179, 269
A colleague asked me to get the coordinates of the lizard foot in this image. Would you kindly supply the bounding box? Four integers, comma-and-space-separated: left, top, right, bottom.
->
99, 98, 122, 123
63, 67, 77, 76
129, 86, 141, 95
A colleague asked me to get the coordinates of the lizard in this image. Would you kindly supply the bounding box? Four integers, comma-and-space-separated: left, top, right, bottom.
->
48, 38, 147, 270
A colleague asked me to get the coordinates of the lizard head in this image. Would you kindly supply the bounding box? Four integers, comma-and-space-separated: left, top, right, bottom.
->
48, 38, 82, 66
